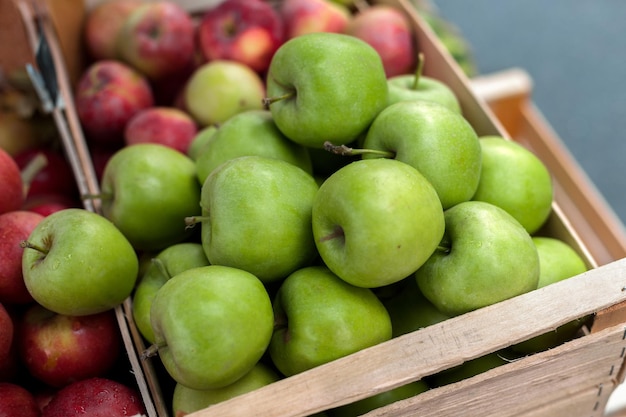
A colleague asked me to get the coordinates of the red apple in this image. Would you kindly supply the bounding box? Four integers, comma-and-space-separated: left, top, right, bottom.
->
0, 210, 44, 305
0, 382, 40, 417
0, 148, 24, 215
17, 305, 122, 388
13, 148, 78, 199
345, 5, 416, 77
124, 106, 198, 154
21, 194, 81, 217
0, 304, 13, 368
83, 0, 145, 61
280, 0, 352, 40
117, 1, 196, 81
75, 60, 154, 146
41, 377, 145, 417
197, 0, 285, 74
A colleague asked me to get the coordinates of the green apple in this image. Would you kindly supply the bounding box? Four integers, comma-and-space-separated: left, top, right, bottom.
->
132, 242, 210, 344
387, 53, 461, 113
511, 236, 589, 354
382, 277, 450, 338
187, 125, 218, 162
312, 158, 444, 288
21, 208, 138, 316
269, 266, 392, 377
146, 265, 274, 390
184, 60, 265, 127
172, 362, 280, 415
99, 143, 201, 251
328, 380, 429, 417
195, 110, 313, 185
359, 100, 481, 209
472, 136, 553, 234
416, 201, 540, 316
189, 156, 319, 284
264, 32, 388, 148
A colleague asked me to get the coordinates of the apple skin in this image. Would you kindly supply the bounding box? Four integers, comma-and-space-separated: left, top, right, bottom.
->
17, 304, 121, 388
100, 143, 201, 251
195, 109, 313, 184
187, 125, 218, 162
21, 208, 139, 316
75, 60, 154, 146
197, 155, 319, 283
21, 194, 80, 217
0, 303, 14, 371
344, 5, 416, 78
328, 380, 429, 417
132, 242, 210, 344
184, 60, 266, 127
472, 136, 554, 234
149, 265, 274, 390
363, 100, 481, 210
280, 0, 351, 39
387, 74, 462, 114
416, 201, 540, 317
511, 237, 589, 354
0, 148, 24, 215
14, 148, 78, 199
83, 0, 145, 61
0, 382, 40, 417
124, 106, 198, 154
0, 210, 44, 305
269, 265, 392, 377
312, 158, 445, 288
197, 0, 285, 74
41, 377, 146, 417
117, 1, 196, 80
265, 32, 388, 149
172, 362, 281, 415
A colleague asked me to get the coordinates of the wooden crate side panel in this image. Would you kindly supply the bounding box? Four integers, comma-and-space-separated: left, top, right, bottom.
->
361, 324, 626, 417
186, 259, 626, 417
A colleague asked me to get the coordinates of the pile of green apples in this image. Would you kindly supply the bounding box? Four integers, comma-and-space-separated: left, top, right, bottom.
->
19, 2, 591, 416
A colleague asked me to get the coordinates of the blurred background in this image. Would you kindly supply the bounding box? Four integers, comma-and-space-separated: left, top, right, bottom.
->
429, 0, 626, 226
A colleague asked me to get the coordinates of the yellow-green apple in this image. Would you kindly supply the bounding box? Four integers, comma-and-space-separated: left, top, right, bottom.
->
344, 5, 416, 77
172, 362, 281, 415
264, 32, 388, 148
0, 382, 40, 417
40, 377, 145, 417
17, 304, 121, 388
187, 125, 218, 162
132, 242, 210, 344
387, 54, 461, 113
21, 208, 139, 316
99, 143, 201, 251
416, 201, 540, 316
82, 0, 145, 61
312, 158, 444, 288
328, 380, 429, 417
74, 60, 154, 146
0, 210, 44, 304
0, 148, 24, 215
360, 100, 481, 209
189, 156, 319, 283
511, 236, 590, 354
472, 136, 554, 234
280, 0, 351, 39
195, 109, 313, 184
197, 0, 285, 74
117, 1, 195, 80
124, 106, 198, 154
185, 60, 265, 127
269, 265, 392, 377
146, 265, 274, 390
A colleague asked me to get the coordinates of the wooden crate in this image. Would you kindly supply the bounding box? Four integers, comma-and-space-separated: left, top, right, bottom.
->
6, 0, 626, 416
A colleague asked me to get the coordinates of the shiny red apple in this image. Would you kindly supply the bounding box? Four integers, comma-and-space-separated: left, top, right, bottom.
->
0, 148, 24, 215
0, 382, 40, 417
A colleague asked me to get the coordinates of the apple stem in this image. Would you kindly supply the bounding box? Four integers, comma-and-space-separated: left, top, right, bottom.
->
151, 258, 171, 280
20, 240, 49, 254
20, 152, 48, 197
81, 192, 112, 202
436, 244, 451, 254
262, 91, 295, 109
140, 343, 165, 360
323, 141, 395, 158
353, 0, 370, 13
412, 52, 425, 90
184, 216, 209, 229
